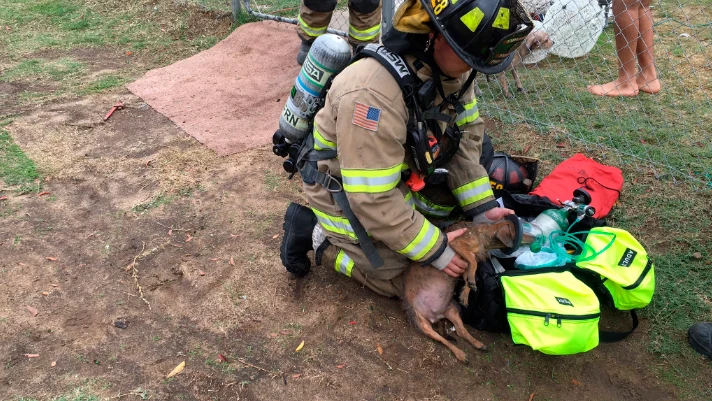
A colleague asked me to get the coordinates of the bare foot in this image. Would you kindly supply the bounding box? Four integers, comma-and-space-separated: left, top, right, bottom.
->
587, 79, 639, 97
636, 74, 661, 94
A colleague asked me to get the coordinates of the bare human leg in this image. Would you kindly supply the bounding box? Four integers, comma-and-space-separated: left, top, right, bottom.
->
588, 0, 641, 97
635, 0, 660, 93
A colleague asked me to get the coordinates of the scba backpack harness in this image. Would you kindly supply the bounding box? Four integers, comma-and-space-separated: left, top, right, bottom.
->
277, 43, 479, 271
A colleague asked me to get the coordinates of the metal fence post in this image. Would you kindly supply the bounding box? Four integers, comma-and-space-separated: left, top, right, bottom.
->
231, 0, 242, 21
381, 0, 394, 41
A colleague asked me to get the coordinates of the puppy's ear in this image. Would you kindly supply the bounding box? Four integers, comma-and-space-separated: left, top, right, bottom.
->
494, 222, 516, 249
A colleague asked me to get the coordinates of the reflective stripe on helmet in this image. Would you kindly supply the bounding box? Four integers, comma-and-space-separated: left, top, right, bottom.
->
455, 99, 480, 126
335, 249, 354, 277
349, 23, 381, 42
398, 220, 440, 260
341, 164, 402, 193
312, 208, 358, 240
453, 176, 493, 207
313, 126, 336, 151
298, 15, 328, 37
412, 192, 455, 217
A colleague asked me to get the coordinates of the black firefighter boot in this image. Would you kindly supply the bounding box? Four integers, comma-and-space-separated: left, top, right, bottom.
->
280, 202, 317, 277
296, 40, 312, 66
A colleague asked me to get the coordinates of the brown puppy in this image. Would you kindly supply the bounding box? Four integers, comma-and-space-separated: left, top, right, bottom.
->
474, 30, 554, 98
401, 219, 518, 363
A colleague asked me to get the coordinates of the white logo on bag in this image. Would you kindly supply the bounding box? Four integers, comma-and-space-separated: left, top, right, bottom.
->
555, 297, 574, 307
618, 248, 637, 267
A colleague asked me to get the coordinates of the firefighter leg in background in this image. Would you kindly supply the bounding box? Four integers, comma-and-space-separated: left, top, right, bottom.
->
296, 0, 382, 65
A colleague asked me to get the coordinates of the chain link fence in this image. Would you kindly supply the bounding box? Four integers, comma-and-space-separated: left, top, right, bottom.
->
187, 0, 711, 188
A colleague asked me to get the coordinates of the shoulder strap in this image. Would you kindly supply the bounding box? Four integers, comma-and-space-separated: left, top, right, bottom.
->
599, 310, 639, 342
352, 44, 420, 108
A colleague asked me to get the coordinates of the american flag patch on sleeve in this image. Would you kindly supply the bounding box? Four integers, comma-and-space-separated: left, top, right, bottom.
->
352, 102, 381, 132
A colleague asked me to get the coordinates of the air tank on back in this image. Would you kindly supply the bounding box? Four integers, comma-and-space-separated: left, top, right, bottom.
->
279, 34, 352, 143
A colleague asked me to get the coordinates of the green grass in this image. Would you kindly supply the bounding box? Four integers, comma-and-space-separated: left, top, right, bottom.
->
0, 125, 40, 193
476, 20, 712, 187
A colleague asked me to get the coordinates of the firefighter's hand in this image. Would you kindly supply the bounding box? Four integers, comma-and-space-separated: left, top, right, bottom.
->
472, 207, 515, 224
442, 228, 469, 278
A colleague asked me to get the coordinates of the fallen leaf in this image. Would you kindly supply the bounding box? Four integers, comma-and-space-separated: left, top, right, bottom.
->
272, 234, 279, 239
126, 51, 132, 56
556, 143, 566, 148
230, 233, 240, 238
168, 229, 172, 236
376, 344, 383, 355
522, 145, 531, 155
571, 379, 581, 386
640, 139, 647, 144
0, 196, 8, 201
38, 191, 50, 197
269, 333, 278, 338
692, 252, 703, 260
5, 26, 10, 31
18, 262, 25, 266
46, 257, 57, 261
229, 256, 235, 266
291, 373, 302, 379
166, 361, 186, 378
336, 364, 346, 369
26, 305, 38, 316
42, 291, 49, 296
198, 270, 205, 276
23, 354, 40, 358
50, 284, 58, 287
210, 258, 219, 261
295, 340, 305, 352
349, 320, 357, 325
124, 262, 135, 272
528, 393, 535, 401
51, 361, 56, 367
145, 159, 152, 167
218, 354, 228, 363
185, 234, 193, 242
280, 330, 292, 335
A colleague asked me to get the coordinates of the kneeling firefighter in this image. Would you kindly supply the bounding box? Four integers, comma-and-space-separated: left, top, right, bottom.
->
279, 0, 533, 298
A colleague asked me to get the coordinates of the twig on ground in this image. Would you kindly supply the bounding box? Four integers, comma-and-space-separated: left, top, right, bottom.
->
156, 220, 191, 232
236, 357, 281, 378
127, 242, 151, 310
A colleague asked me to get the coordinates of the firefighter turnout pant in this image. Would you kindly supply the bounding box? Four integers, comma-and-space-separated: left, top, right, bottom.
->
297, 0, 382, 47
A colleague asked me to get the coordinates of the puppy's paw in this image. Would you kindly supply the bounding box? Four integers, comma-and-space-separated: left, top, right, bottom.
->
517, 87, 529, 94
476, 344, 489, 353
459, 287, 471, 307
453, 349, 469, 364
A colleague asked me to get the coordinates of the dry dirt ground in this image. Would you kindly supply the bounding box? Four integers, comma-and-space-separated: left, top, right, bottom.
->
0, 4, 703, 400
0, 89, 683, 401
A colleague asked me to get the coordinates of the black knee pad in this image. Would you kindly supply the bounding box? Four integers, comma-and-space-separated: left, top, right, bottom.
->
305, 0, 338, 13
349, 0, 380, 14
280, 202, 317, 277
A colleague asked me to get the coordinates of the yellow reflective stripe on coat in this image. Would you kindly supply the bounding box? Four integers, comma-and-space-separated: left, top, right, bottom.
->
313, 126, 336, 151
398, 220, 440, 260
453, 176, 493, 207
412, 192, 455, 217
341, 164, 402, 193
348, 23, 381, 42
298, 15, 328, 37
312, 208, 357, 240
334, 249, 354, 277
403, 191, 416, 209
455, 99, 479, 126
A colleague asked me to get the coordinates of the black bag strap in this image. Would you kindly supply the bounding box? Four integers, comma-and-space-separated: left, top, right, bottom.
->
599, 310, 639, 342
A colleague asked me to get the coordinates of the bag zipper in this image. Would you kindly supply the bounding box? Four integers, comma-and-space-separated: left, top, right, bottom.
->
507, 308, 600, 327
622, 259, 653, 290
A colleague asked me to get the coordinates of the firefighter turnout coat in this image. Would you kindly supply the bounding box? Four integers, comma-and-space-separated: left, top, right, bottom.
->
304, 55, 495, 283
